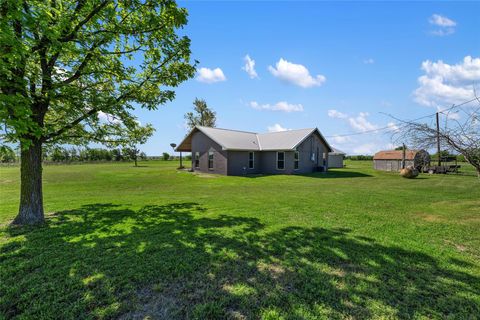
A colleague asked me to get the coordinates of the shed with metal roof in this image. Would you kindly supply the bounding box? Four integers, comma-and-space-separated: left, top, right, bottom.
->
373, 149, 430, 171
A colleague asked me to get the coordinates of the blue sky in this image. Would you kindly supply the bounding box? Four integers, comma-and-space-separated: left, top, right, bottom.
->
133, 1, 480, 155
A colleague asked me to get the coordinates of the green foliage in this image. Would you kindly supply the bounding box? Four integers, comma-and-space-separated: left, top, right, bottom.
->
184, 98, 216, 130
0, 0, 196, 147
162, 152, 170, 161
43, 146, 133, 162
345, 155, 373, 161
113, 124, 155, 165
0, 161, 479, 318
0, 145, 16, 163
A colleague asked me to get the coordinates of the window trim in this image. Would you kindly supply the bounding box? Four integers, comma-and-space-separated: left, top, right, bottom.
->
248, 151, 255, 169
276, 151, 285, 170
208, 151, 214, 170
194, 152, 200, 168
294, 151, 299, 170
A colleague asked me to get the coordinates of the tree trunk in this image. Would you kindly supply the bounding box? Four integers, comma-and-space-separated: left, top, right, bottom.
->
134, 155, 138, 167
12, 140, 44, 225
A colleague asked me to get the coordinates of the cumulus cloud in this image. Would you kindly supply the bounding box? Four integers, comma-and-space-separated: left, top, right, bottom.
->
98, 111, 121, 124
196, 67, 226, 83
429, 14, 456, 36
429, 14, 456, 27
250, 101, 304, 112
363, 58, 375, 64
348, 112, 378, 132
413, 56, 480, 107
268, 58, 326, 88
387, 122, 400, 132
242, 55, 258, 79
329, 135, 350, 144
267, 124, 290, 132
328, 109, 348, 119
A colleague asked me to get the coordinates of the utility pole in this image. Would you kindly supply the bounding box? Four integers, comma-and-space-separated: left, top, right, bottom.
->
436, 112, 441, 166
402, 143, 406, 169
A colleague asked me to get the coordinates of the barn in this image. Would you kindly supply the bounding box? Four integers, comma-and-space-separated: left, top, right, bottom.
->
373, 150, 430, 171
328, 148, 346, 168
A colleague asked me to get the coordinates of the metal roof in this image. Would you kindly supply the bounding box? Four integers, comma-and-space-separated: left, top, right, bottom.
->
373, 150, 420, 160
329, 147, 346, 155
176, 126, 332, 152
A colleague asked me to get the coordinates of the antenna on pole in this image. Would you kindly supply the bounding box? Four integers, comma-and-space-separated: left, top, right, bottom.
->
436, 112, 441, 166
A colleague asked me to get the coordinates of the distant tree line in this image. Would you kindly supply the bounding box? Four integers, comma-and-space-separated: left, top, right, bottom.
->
345, 155, 374, 161
0, 145, 149, 163
344, 150, 466, 162
44, 146, 148, 163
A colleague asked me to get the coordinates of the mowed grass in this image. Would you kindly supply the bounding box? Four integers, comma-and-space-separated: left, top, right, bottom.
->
0, 161, 479, 319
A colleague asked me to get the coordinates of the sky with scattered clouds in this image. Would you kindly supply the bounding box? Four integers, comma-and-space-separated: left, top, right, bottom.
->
130, 1, 479, 155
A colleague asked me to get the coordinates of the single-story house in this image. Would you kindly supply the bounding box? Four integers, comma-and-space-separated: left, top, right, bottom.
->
373, 149, 430, 171
176, 126, 333, 175
328, 148, 346, 168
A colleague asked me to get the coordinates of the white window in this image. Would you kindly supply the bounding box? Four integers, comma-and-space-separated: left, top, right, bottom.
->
248, 152, 254, 169
194, 152, 200, 168
294, 151, 299, 170
277, 152, 285, 170
208, 151, 214, 169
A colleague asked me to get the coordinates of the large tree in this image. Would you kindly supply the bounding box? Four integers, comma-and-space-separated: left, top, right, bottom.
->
0, 0, 196, 225
184, 98, 216, 130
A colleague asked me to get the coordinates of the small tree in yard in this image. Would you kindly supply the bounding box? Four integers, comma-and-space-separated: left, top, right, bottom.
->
184, 98, 216, 130
162, 152, 170, 161
118, 124, 155, 167
0, 1, 196, 225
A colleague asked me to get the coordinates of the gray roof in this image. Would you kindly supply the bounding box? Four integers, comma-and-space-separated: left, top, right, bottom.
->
329, 147, 346, 155
176, 126, 332, 152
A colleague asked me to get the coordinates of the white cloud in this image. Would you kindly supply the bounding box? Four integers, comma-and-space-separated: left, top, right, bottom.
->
250, 101, 304, 112
268, 58, 326, 88
242, 55, 258, 79
428, 14, 456, 36
98, 111, 121, 124
363, 58, 375, 64
267, 123, 290, 132
429, 14, 456, 27
352, 143, 377, 155
329, 135, 350, 144
413, 56, 480, 107
387, 122, 400, 132
196, 67, 226, 83
348, 112, 378, 132
431, 28, 455, 36
327, 109, 348, 119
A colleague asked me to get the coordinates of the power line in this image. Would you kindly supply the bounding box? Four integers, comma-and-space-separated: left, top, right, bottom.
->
325, 97, 478, 138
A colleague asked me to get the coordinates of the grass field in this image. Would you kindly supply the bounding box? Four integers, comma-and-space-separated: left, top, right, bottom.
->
0, 160, 479, 319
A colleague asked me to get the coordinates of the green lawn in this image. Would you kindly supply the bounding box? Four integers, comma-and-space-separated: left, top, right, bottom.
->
0, 161, 479, 319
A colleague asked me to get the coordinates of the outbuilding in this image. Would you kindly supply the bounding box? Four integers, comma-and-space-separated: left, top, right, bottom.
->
373, 149, 430, 171
328, 148, 346, 168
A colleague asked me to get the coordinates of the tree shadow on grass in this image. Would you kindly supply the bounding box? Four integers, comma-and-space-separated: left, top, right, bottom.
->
1, 203, 479, 319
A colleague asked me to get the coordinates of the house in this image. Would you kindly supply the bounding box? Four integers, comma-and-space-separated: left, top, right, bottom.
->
176, 126, 332, 175
328, 148, 346, 168
373, 149, 430, 171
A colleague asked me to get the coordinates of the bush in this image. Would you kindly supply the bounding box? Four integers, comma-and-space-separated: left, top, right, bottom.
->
0, 146, 16, 163
162, 152, 170, 161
